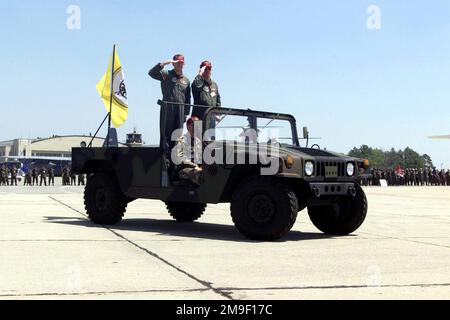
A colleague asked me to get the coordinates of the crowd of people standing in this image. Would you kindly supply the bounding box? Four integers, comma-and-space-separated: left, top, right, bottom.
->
0, 164, 85, 187
359, 167, 450, 187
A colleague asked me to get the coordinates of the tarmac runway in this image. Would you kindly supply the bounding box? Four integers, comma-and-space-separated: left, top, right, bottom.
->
0, 182, 449, 300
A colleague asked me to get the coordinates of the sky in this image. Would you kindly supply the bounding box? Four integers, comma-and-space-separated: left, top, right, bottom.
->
0, 0, 449, 168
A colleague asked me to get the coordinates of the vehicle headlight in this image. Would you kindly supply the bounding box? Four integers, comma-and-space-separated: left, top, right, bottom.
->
305, 161, 314, 177
347, 163, 355, 176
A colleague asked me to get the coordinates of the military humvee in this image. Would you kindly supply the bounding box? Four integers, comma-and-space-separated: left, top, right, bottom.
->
72, 100, 368, 240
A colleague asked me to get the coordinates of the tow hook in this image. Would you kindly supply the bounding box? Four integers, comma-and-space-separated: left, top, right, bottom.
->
313, 186, 321, 198
348, 186, 356, 197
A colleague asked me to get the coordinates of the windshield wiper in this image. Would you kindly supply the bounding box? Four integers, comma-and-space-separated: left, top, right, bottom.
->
215, 114, 228, 127
261, 118, 275, 131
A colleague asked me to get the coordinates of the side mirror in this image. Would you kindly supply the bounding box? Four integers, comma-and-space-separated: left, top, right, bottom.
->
303, 127, 309, 139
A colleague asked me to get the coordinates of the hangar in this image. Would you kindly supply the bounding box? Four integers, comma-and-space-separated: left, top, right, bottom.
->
0, 135, 107, 158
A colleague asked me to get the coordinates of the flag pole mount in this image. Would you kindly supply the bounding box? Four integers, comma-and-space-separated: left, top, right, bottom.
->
107, 44, 116, 148
88, 113, 110, 148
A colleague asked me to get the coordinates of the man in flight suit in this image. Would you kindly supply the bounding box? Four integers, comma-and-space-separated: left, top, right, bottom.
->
191, 60, 221, 121
149, 54, 191, 149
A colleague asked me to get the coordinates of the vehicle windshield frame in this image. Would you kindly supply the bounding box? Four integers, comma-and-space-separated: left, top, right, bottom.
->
204, 107, 300, 147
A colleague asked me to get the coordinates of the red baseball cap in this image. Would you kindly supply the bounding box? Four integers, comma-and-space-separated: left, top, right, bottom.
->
187, 116, 200, 126
173, 54, 185, 62
200, 60, 212, 69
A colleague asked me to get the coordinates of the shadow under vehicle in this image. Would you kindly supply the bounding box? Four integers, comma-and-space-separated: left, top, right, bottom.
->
72, 101, 369, 240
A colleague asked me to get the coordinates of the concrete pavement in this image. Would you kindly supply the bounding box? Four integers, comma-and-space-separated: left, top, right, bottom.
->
0, 185, 449, 299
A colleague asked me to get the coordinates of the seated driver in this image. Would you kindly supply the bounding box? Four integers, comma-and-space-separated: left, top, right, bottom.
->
172, 117, 203, 186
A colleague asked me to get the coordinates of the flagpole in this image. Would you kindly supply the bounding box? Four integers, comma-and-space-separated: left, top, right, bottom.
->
107, 44, 116, 148
88, 113, 110, 148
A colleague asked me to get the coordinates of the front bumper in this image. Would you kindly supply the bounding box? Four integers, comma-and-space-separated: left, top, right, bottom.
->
309, 182, 356, 198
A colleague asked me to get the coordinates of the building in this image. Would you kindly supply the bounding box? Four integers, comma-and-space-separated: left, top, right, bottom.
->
126, 128, 144, 147
0, 135, 108, 158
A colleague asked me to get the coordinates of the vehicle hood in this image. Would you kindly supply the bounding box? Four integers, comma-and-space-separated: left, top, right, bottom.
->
281, 146, 356, 161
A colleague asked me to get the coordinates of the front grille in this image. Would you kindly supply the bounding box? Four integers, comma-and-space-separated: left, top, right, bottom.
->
315, 161, 347, 177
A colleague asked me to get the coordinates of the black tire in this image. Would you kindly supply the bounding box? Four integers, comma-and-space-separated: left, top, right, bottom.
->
231, 177, 299, 241
166, 202, 206, 222
308, 184, 368, 235
84, 173, 127, 225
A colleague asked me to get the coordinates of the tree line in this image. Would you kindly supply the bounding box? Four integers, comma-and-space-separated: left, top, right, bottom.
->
348, 145, 434, 169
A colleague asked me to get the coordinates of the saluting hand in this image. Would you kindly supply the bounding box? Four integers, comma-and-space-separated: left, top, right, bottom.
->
199, 66, 207, 76
163, 60, 183, 67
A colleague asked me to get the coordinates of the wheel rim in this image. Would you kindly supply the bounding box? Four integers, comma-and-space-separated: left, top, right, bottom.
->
247, 193, 276, 223
95, 189, 107, 211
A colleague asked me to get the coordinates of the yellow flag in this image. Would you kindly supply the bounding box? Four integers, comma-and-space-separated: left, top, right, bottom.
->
96, 47, 128, 128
